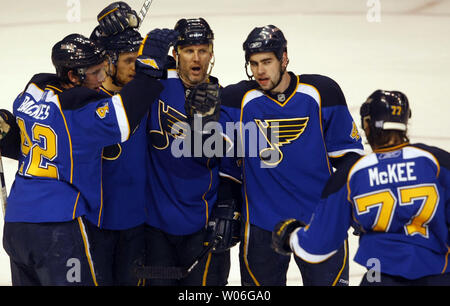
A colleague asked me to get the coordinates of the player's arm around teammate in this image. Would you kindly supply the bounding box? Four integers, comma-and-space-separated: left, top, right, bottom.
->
1, 28, 176, 286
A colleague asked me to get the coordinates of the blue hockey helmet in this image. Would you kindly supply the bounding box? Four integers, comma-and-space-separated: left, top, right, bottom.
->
52, 33, 106, 83
243, 25, 287, 62
173, 18, 214, 51
360, 89, 411, 134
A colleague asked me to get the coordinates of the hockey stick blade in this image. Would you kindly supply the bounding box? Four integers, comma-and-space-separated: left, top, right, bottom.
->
135, 236, 222, 280
135, 265, 186, 280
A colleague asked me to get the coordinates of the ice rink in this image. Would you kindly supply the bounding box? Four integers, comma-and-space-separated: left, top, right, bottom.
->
0, 0, 449, 286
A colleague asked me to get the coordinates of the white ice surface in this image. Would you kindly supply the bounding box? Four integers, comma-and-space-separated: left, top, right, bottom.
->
0, 0, 449, 286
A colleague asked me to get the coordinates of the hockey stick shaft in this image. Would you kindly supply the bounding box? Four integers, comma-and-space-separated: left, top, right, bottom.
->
137, 0, 153, 28
135, 237, 221, 280
0, 151, 7, 217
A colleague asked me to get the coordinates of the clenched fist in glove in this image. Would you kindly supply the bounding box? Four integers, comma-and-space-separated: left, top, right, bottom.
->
205, 199, 241, 253
185, 82, 221, 127
136, 28, 178, 79
97, 1, 140, 36
272, 219, 306, 256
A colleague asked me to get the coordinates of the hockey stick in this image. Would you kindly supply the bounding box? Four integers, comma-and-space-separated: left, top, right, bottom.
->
135, 236, 222, 280
0, 151, 7, 218
137, 0, 153, 29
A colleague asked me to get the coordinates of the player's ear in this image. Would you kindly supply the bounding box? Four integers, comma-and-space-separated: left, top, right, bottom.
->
281, 51, 289, 69
67, 70, 81, 85
172, 48, 178, 59
362, 117, 371, 138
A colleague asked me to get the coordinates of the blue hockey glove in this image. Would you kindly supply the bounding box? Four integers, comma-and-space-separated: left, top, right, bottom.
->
136, 28, 178, 79
97, 1, 140, 36
272, 219, 305, 256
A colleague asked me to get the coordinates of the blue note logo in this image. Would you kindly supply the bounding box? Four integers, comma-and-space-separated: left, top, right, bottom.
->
255, 117, 309, 166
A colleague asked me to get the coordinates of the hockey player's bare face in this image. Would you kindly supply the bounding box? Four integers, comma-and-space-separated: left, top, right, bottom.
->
249, 52, 288, 93
82, 62, 107, 92
249, 52, 280, 91
115, 51, 138, 86
174, 44, 213, 87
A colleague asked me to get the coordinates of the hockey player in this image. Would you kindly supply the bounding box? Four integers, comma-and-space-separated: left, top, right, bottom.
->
218, 25, 364, 286
84, 25, 149, 286
272, 90, 450, 286
144, 18, 241, 286
0, 29, 177, 285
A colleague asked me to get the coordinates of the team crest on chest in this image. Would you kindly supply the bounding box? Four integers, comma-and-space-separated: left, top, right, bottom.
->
150, 100, 189, 150
255, 117, 309, 166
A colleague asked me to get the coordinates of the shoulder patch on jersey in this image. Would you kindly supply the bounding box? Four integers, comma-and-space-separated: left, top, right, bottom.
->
299, 74, 347, 108
350, 121, 361, 140
96, 102, 110, 119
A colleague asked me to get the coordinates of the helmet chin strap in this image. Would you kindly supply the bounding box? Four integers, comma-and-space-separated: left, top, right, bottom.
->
106, 57, 125, 88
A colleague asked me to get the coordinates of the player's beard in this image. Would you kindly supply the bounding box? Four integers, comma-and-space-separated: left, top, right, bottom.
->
177, 63, 209, 87
259, 64, 285, 93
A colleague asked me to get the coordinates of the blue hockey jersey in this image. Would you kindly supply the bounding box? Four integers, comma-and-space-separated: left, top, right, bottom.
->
291, 143, 450, 280
95, 87, 150, 230
220, 73, 364, 232
6, 73, 163, 224
6, 74, 130, 223
146, 69, 225, 235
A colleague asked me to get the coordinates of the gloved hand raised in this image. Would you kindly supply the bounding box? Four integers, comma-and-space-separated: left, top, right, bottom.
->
97, 1, 140, 36
135, 28, 178, 79
185, 82, 221, 128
